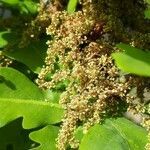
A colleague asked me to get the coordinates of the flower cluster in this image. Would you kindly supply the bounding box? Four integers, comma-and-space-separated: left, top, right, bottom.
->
0, 52, 12, 67
37, 0, 150, 149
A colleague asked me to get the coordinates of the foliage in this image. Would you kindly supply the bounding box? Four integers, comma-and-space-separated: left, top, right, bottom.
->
0, 0, 38, 14
0, 67, 44, 99
0, 0, 150, 150
79, 118, 148, 150
30, 125, 60, 150
3, 39, 47, 73
0, 67, 64, 149
112, 43, 150, 77
145, 0, 150, 19
67, 0, 78, 13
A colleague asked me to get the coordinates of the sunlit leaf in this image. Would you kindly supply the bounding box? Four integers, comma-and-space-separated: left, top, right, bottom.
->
112, 43, 150, 77
0, 0, 19, 5
0, 67, 44, 100
0, 98, 64, 129
0, 0, 38, 14
30, 125, 59, 150
0, 67, 64, 149
79, 118, 148, 150
67, 0, 78, 13
18, 0, 38, 14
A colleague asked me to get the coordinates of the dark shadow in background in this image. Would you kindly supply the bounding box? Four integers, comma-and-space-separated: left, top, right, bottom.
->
0, 118, 39, 150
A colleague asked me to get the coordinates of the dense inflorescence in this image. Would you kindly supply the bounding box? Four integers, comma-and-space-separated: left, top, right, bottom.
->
0, 52, 12, 67
36, 0, 150, 149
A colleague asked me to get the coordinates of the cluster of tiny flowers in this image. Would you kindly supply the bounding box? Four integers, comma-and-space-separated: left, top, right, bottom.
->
0, 52, 12, 67
37, 2, 130, 149
37, 1, 95, 90
37, 0, 149, 149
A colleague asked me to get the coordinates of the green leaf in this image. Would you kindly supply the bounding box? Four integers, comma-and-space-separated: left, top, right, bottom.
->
30, 125, 59, 150
0, 0, 38, 14
0, 67, 44, 100
3, 40, 47, 73
0, 31, 9, 48
0, 30, 17, 49
145, 9, 150, 19
112, 43, 150, 77
0, 0, 19, 5
67, 0, 78, 13
0, 67, 64, 149
24, 0, 38, 14
0, 98, 64, 129
18, 0, 38, 14
79, 118, 148, 150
